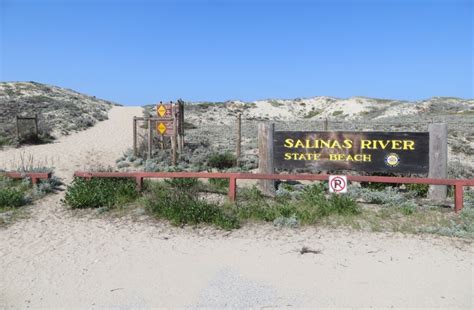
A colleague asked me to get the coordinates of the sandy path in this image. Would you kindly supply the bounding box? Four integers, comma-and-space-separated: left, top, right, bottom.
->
1, 106, 142, 182
1, 107, 473, 308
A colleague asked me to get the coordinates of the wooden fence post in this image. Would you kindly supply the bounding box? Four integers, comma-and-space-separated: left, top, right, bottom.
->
34, 114, 39, 136
258, 122, 275, 196
133, 117, 137, 156
236, 113, 242, 167
147, 118, 152, 160
16, 115, 20, 140
428, 123, 448, 201
171, 114, 178, 166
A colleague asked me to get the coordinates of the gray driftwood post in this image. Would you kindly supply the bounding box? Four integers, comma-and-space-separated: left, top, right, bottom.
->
258, 122, 275, 196
236, 113, 242, 167
428, 123, 448, 201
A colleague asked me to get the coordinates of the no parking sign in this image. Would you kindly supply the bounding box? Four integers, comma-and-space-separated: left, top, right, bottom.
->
329, 175, 347, 193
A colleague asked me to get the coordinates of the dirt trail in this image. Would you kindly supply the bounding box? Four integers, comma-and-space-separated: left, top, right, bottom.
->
1, 107, 473, 308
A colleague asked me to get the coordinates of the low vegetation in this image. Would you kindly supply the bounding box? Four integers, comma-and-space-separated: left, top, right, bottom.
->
0, 174, 61, 226
208, 152, 236, 169
61, 176, 473, 238
63, 177, 139, 209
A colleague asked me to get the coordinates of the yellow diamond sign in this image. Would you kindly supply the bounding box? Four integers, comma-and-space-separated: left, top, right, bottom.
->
157, 122, 167, 135
157, 104, 167, 117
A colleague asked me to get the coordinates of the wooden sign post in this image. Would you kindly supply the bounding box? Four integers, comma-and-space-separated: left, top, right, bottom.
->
131, 100, 185, 164
258, 122, 275, 196
428, 123, 448, 201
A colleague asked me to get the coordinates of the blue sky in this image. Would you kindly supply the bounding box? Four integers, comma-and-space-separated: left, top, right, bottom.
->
1, 0, 472, 105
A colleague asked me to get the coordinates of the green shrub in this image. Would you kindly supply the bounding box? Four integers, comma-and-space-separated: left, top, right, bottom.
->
237, 183, 360, 224
0, 136, 10, 148
63, 177, 138, 209
302, 183, 326, 204
406, 183, 429, 197
0, 188, 25, 208
208, 178, 229, 190
399, 201, 417, 215
304, 110, 321, 118
316, 194, 361, 217
350, 186, 406, 206
208, 152, 236, 169
145, 183, 240, 230
239, 186, 265, 201
164, 177, 200, 191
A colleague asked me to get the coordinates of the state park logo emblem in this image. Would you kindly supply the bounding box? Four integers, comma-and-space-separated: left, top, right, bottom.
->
385, 153, 400, 167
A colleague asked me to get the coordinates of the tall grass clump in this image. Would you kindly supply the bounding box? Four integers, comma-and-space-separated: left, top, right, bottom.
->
63, 177, 139, 209
144, 181, 239, 230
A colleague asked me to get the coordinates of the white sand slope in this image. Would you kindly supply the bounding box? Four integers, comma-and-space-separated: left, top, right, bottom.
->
0, 106, 473, 308
1, 106, 143, 182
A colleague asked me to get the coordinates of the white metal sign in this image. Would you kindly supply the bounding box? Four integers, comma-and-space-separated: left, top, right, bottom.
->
329, 175, 347, 193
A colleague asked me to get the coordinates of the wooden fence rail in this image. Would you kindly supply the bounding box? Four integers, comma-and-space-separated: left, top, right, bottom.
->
73, 171, 474, 213
1, 171, 52, 185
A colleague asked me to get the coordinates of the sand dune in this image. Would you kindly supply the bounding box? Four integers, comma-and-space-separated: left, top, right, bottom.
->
0, 106, 472, 308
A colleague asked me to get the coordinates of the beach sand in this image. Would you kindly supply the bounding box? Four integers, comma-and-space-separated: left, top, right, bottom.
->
1, 106, 472, 308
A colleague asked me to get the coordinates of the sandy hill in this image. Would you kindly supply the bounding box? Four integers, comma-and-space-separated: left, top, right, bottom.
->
185, 96, 473, 123
0, 81, 118, 146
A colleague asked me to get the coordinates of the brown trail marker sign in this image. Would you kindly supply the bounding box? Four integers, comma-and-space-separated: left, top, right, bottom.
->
156, 103, 173, 118
133, 100, 185, 166
273, 131, 429, 173
156, 121, 174, 136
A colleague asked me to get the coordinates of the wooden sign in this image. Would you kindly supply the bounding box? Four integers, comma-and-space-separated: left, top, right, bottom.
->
273, 131, 429, 173
156, 121, 174, 136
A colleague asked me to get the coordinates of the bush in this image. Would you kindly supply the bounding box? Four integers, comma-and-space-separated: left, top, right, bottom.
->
164, 177, 200, 191
236, 183, 360, 224
349, 186, 406, 206
208, 178, 229, 190
406, 183, 429, 197
0, 188, 25, 208
208, 152, 236, 169
316, 194, 361, 217
63, 177, 138, 209
145, 183, 240, 230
